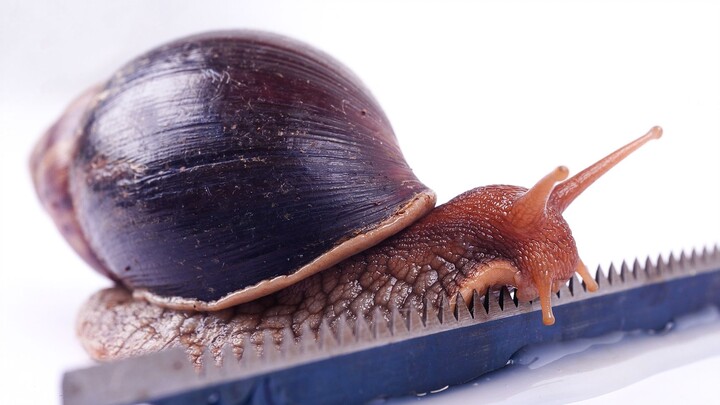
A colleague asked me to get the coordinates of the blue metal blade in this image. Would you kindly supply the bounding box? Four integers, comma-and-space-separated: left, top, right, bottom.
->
62, 247, 720, 405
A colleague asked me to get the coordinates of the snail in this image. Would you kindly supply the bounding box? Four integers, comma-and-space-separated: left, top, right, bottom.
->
31, 30, 661, 364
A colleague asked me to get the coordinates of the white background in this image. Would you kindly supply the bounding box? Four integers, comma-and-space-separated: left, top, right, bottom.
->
1, 1, 718, 404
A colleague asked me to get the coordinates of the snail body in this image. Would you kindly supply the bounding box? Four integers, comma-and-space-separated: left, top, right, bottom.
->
33, 31, 661, 362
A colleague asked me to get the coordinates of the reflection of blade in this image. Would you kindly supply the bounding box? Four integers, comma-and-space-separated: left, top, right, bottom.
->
63, 246, 720, 405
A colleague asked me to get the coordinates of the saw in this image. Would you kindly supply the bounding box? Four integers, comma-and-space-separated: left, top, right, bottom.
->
62, 246, 720, 405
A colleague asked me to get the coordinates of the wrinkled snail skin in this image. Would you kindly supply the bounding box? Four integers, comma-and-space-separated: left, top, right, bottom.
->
33, 30, 662, 365
77, 183, 576, 365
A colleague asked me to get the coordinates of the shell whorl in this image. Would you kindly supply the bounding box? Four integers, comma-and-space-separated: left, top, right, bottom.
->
65, 31, 435, 309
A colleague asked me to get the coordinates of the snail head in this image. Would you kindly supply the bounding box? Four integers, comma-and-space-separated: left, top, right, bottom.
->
457, 127, 662, 325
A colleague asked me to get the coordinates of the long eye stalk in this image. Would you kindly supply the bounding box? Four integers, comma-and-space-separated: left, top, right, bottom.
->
550, 126, 662, 213
525, 126, 661, 325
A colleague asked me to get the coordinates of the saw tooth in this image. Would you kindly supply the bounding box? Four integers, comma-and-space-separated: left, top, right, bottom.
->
594, 265, 607, 290
454, 293, 473, 324
232, 337, 248, 368
678, 250, 691, 272
645, 255, 658, 278
668, 252, 680, 273
204, 346, 233, 380
509, 287, 519, 307
497, 289, 506, 310
484, 290, 494, 314
197, 348, 216, 377
668, 251, 683, 273
207, 346, 221, 369
220, 344, 241, 373
657, 253, 670, 276
260, 329, 281, 362
407, 306, 424, 331
500, 287, 523, 316
337, 314, 356, 345
390, 307, 408, 335
633, 258, 647, 283
619, 260, 631, 282
269, 330, 284, 362
567, 274, 575, 295
246, 333, 260, 360
373, 308, 392, 339
486, 291, 504, 318
423, 298, 442, 330
318, 319, 338, 350
439, 294, 455, 325
498, 287, 515, 309
250, 332, 264, 359
236, 334, 253, 368
355, 313, 374, 342
298, 322, 317, 355
279, 327, 296, 358
623, 259, 642, 288
701, 246, 710, 264
690, 247, 702, 268
567, 274, 579, 296
421, 297, 430, 326
468, 290, 479, 317
556, 280, 573, 304
471, 290, 488, 321
607, 263, 620, 285
700, 245, 720, 267
513, 288, 532, 312
220, 343, 235, 363
574, 273, 591, 296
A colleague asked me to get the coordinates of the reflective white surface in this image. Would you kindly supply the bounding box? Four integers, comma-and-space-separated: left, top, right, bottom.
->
1, 1, 718, 404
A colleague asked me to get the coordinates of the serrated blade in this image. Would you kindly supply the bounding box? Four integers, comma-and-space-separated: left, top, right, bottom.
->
62, 246, 720, 405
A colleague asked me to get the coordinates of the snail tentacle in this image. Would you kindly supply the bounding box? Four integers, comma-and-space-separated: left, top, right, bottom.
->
550, 126, 663, 213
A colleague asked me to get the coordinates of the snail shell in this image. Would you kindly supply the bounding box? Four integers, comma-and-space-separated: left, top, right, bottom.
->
32, 31, 435, 311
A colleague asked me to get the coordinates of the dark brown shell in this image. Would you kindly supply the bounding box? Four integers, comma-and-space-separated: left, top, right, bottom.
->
65, 31, 435, 310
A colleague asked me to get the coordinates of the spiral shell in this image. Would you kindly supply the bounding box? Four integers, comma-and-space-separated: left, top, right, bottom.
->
57, 31, 435, 310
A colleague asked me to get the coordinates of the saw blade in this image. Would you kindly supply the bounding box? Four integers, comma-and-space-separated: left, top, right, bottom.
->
62, 246, 720, 405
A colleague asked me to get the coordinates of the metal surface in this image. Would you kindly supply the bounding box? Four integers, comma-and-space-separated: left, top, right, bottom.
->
62, 246, 720, 405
